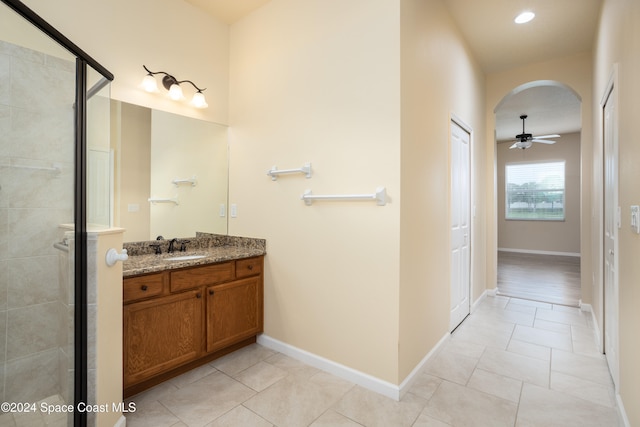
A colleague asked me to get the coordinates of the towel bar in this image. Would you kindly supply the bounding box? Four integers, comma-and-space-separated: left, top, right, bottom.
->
267, 162, 312, 180
301, 187, 387, 206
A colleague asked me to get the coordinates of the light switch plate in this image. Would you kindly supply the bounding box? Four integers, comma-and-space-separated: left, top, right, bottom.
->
631, 205, 640, 234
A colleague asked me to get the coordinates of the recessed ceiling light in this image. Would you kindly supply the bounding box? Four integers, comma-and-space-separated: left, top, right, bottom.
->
515, 11, 535, 24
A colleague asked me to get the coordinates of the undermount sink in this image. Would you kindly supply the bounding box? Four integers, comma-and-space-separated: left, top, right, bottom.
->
164, 254, 207, 261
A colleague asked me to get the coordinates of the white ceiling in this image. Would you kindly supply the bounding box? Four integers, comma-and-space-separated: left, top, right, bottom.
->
494, 84, 582, 142
185, 0, 601, 142
442, 0, 602, 73
442, 0, 601, 143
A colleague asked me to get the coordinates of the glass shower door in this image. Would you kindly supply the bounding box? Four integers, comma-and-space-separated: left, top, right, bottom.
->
0, 2, 111, 425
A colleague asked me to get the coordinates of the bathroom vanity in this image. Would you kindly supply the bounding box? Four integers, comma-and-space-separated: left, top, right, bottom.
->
122, 234, 265, 397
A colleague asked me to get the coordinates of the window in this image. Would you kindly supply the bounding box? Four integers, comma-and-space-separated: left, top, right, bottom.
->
505, 161, 565, 221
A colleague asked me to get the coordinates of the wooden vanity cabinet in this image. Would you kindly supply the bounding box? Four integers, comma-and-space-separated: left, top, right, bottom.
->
207, 276, 262, 353
123, 256, 264, 396
123, 289, 203, 387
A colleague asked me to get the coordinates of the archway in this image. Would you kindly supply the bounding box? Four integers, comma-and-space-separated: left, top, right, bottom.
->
494, 80, 582, 306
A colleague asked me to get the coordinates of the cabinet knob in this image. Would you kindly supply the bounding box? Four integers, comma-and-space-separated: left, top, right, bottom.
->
196, 293, 202, 299
141, 285, 148, 291
247, 265, 253, 271
209, 289, 215, 296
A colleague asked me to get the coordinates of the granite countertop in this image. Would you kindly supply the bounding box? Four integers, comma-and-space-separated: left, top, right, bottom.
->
122, 233, 266, 278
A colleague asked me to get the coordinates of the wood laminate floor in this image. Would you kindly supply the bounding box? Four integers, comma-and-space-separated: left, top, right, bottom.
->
497, 251, 581, 307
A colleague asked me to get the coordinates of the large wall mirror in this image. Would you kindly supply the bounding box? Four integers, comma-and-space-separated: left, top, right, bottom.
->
111, 101, 229, 242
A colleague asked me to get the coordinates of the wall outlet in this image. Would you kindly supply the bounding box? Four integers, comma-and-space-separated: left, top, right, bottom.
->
230, 204, 238, 218
631, 205, 640, 234
219, 204, 226, 217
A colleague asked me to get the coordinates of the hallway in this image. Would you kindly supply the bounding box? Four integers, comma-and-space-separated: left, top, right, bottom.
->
123, 295, 620, 427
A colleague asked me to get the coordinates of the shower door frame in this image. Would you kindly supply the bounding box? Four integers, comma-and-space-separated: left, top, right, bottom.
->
1, 1, 113, 425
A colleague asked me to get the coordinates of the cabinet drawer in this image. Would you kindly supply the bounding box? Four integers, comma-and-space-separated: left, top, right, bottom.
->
124, 273, 165, 303
235, 257, 263, 279
170, 262, 234, 292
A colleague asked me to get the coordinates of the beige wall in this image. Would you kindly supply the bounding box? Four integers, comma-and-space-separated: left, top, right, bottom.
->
0, 2, 71, 60
398, 0, 486, 381
593, 0, 640, 424
229, 0, 486, 385
229, 0, 402, 383
497, 132, 581, 255
89, 229, 125, 427
21, 0, 230, 124
485, 54, 593, 303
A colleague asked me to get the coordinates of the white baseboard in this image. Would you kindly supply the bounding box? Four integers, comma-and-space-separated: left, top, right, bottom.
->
471, 289, 489, 312
578, 300, 592, 313
114, 415, 126, 427
257, 332, 450, 401
498, 248, 580, 257
257, 335, 400, 400
616, 393, 631, 427
580, 300, 603, 353
397, 332, 450, 399
579, 304, 630, 426
486, 287, 498, 297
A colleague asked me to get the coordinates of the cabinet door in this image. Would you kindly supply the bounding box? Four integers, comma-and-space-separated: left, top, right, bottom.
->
206, 277, 263, 353
124, 290, 203, 387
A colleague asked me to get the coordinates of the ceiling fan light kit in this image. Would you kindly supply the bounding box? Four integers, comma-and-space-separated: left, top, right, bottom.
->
509, 114, 560, 150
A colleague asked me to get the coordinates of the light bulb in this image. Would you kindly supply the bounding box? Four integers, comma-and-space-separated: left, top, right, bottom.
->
191, 91, 208, 108
141, 74, 158, 92
168, 83, 184, 100
515, 11, 535, 24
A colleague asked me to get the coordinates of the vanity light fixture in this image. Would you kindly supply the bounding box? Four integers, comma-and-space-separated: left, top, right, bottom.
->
141, 65, 208, 108
514, 10, 535, 24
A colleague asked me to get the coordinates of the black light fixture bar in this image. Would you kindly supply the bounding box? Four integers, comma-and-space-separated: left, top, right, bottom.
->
142, 65, 208, 108
143, 65, 206, 92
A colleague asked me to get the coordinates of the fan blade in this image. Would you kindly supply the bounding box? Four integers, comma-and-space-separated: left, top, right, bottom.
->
533, 134, 560, 139
509, 142, 519, 149
532, 139, 556, 144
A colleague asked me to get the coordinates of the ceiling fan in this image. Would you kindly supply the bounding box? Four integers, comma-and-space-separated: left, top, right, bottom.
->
509, 114, 560, 149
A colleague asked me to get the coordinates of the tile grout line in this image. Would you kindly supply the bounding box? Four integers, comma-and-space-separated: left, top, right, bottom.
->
156, 398, 185, 426
513, 380, 525, 427
241, 403, 276, 427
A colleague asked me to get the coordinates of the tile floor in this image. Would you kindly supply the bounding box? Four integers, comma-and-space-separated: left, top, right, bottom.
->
0, 394, 69, 427
125, 295, 622, 427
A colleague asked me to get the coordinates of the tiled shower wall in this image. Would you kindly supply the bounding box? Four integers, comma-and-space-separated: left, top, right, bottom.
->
0, 40, 75, 402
